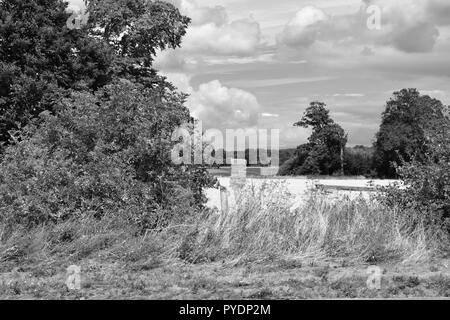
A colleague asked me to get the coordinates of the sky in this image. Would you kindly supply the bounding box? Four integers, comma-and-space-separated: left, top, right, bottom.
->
69, 0, 450, 148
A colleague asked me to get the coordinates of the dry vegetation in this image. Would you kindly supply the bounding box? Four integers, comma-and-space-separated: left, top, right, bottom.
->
1, 182, 449, 299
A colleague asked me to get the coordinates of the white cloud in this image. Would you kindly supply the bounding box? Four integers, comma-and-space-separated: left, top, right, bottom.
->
165, 0, 262, 57
151, 0, 450, 147
277, 6, 329, 47
183, 18, 261, 56
188, 80, 261, 128
274, 1, 442, 54
153, 49, 189, 72
373, 0, 440, 53
333, 93, 365, 97
162, 73, 262, 129
161, 72, 193, 94
262, 113, 279, 118
178, 0, 228, 26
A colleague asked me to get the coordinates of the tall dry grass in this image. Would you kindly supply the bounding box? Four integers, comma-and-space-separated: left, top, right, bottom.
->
180, 181, 443, 264
1, 181, 446, 269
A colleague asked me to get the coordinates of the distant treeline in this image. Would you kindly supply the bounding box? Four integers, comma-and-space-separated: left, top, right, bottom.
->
206, 146, 374, 176
206, 149, 282, 167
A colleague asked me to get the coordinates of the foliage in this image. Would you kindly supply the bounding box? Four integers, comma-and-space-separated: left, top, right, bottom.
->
280, 102, 347, 176
0, 0, 190, 145
380, 115, 450, 232
0, 0, 117, 144
278, 148, 296, 168
344, 146, 376, 177
0, 0, 219, 233
373, 89, 447, 178
0, 80, 216, 231
294, 101, 333, 129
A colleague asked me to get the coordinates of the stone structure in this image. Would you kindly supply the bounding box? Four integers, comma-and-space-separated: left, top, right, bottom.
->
218, 159, 247, 216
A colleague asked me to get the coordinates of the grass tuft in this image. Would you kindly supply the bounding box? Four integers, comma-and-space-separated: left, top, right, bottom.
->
180, 181, 442, 265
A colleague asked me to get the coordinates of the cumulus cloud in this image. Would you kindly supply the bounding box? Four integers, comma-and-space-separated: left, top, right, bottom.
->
361, 0, 440, 53
160, 72, 193, 94
153, 49, 189, 72
275, 1, 442, 54
183, 18, 261, 56
154, 0, 264, 72
162, 73, 261, 129
165, 0, 261, 57
188, 80, 261, 128
277, 6, 329, 48
177, 0, 228, 26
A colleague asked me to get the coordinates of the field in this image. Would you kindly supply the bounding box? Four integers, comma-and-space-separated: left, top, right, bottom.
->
205, 177, 399, 212
1, 256, 450, 299
0, 176, 449, 299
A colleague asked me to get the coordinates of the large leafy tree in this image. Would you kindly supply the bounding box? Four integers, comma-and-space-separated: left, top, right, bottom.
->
280, 102, 347, 176
0, 0, 116, 144
0, 0, 190, 145
86, 0, 190, 87
0, 0, 216, 230
373, 89, 447, 178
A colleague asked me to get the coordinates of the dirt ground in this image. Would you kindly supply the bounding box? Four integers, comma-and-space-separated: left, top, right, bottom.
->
1, 256, 450, 299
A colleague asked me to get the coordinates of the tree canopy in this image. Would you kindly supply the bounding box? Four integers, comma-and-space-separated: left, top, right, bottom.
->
0, 0, 215, 230
373, 88, 448, 178
279, 102, 347, 176
0, 0, 191, 146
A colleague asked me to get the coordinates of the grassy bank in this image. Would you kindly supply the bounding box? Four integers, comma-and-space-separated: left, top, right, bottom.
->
0, 183, 449, 299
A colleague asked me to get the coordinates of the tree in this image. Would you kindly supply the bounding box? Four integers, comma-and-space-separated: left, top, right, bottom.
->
280, 102, 347, 176
0, 0, 216, 231
294, 101, 334, 129
380, 112, 450, 233
344, 146, 376, 177
0, 81, 216, 229
0, 0, 190, 146
373, 89, 447, 178
0, 0, 116, 145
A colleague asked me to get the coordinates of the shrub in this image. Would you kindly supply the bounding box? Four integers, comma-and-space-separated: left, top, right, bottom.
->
0, 80, 216, 232
380, 119, 450, 233
344, 146, 376, 177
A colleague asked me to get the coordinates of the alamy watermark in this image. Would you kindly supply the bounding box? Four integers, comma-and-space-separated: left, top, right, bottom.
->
366, 5, 382, 30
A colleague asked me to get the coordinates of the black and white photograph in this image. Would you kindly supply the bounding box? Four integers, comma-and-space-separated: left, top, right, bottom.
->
0, 0, 450, 305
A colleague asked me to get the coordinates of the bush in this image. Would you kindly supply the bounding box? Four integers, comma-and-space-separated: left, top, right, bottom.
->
380, 120, 450, 232
0, 80, 216, 233
344, 146, 376, 177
